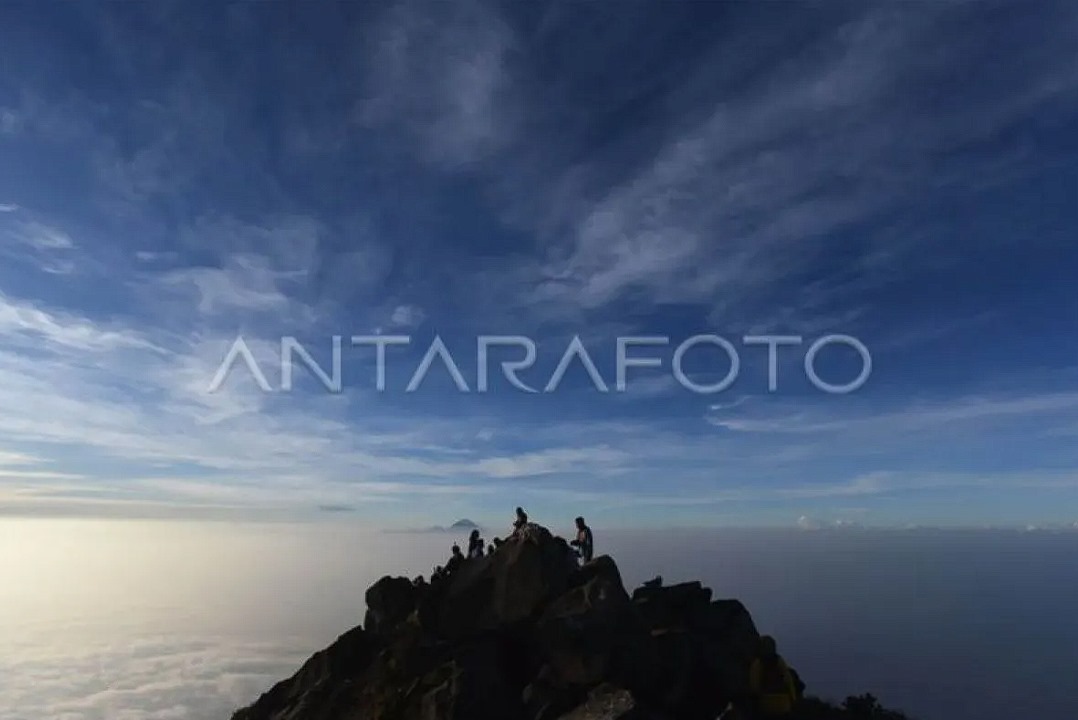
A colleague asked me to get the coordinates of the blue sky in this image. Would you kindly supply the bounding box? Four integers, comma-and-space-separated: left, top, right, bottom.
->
2, 1, 1078, 528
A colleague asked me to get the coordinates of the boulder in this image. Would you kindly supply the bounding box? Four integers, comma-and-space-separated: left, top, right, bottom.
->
631, 581, 712, 631
622, 599, 757, 720
435, 525, 573, 640
365, 575, 420, 636
537, 555, 638, 686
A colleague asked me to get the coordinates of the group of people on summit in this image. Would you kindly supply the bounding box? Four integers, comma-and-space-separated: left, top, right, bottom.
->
424, 508, 800, 719
430, 508, 594, 583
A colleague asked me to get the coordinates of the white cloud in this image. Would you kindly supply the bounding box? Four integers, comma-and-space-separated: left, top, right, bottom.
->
0, 635, 307, 720
0, 297, 646, 514
135, 250, 178, 263
0, 107, 19, 134
0, 218, 81, 274
706, 390, 1078, 437
0, 202, 18, 212
473, 445, 628, 479
390, 303, 426, 328
162, 258, 294, 316
0, 450, 40, 467
9, 220, 75, 249
0, 292, 162, 352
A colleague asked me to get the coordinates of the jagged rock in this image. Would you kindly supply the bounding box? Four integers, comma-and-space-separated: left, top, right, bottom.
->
556, 684, 664, 720
365, 576, 420, 636
232, 526, 912, 720
696, 600, 760, 699
537, 556, 638, 686
231, 626, 381, 720
632, 581, 712, 631
434, 525, 573, 640
522, 665, 585, 720
399, 640, 522, 720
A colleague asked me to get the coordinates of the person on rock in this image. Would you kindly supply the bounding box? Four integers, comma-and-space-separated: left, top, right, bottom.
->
570, 516, 594, 563
467, 529, 485, 559
445, 543, 465, 575
511, 507, 529, 536
747, 635, 800, 718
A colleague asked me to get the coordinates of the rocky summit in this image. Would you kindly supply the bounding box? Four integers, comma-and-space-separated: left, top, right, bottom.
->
232, 525, 910, 720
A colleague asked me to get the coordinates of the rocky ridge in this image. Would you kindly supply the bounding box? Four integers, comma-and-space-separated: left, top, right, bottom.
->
232, 524, 910, 720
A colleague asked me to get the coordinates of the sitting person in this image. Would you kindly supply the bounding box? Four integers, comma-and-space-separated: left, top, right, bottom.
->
511, 506, 529, 536
747, 636, 799, 717
445, 543, 465, 575
569, 516, 594, 563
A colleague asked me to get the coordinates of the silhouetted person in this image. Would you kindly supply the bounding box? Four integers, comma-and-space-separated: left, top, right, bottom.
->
512, 507, 528, 536
467, 529, 485, 559
747, 636, 799, 718
446, 543, 464, 575
486, 543, 495, 556
570, 516, 594, 563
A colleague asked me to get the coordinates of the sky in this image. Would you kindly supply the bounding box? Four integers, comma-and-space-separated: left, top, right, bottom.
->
2, 1, 1078, 528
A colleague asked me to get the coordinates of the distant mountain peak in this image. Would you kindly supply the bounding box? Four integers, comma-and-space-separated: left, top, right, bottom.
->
449, 518, 480, 530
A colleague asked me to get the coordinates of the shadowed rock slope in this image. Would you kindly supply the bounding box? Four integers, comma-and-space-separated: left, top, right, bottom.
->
232, 525, 911, 720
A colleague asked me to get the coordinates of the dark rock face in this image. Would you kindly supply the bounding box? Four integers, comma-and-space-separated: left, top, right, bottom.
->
232, 527, 912, 720
431, 523, 573, 641
537, 555, 635, 687
232, 626, 380, 720
365, 576, 419, 636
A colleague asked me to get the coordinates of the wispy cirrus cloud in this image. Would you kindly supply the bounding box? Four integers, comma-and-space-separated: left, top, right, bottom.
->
0, 292, 162, 352
0, 215, 81, 274
516, 4, 1078, 323
1, 1, 1077, 527
358, 0, 520, 168
705, 391, 1078, 436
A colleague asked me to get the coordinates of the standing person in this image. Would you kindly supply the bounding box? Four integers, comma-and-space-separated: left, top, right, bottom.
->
467, 529, 484, 559
570, 516, 594, 563
747, 636, 799, 718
